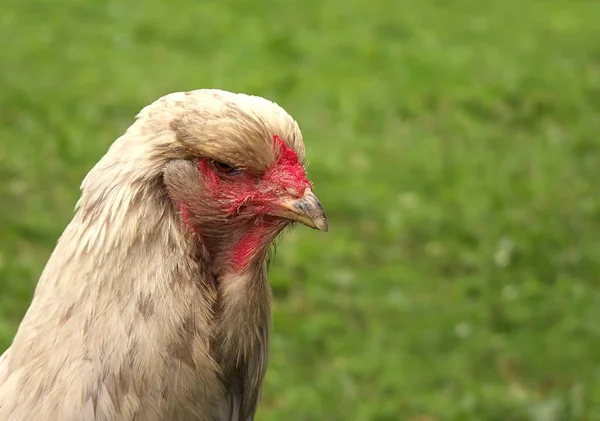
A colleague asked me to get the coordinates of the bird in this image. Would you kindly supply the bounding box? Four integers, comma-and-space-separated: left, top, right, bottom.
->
0, 89, 328, 421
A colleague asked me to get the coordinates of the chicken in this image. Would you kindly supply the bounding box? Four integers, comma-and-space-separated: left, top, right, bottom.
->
0, 89, 328, 421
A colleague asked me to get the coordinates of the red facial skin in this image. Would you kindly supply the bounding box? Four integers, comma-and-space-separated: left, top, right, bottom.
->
198, 135, 311, 215
191, 135, 312, 271
231, 224, 267, 270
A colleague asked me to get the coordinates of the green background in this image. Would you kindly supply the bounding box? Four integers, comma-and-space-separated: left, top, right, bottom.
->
1, 0, 599, 419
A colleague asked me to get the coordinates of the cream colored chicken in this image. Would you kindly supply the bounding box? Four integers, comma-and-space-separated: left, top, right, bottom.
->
0, 89, 328, 421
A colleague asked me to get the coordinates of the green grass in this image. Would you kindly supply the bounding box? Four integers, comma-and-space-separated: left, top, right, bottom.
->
1, 0, 600, 419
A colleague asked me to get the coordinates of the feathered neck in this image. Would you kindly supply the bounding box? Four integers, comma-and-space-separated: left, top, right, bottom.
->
5, 160, 272, 420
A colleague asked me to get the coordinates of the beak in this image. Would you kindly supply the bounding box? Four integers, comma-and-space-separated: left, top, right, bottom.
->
270, 189, 328, 232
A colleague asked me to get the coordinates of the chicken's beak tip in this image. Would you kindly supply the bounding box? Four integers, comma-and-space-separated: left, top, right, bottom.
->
315, 219, 329, 232
271, 189, 329, 232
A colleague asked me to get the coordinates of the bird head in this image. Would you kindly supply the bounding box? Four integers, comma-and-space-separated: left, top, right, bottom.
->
94, 89, 327, 273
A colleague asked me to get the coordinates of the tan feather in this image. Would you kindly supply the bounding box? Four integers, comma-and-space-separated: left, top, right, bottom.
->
0, 89, 325, 421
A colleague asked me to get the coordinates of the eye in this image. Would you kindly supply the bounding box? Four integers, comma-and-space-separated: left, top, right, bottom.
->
211, 160, 236, 174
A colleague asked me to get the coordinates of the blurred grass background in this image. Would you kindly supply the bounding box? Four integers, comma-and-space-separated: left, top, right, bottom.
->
1, 0, 600, 420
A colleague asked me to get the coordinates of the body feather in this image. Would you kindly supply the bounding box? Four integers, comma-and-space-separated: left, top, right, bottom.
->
0, 89, 324, 421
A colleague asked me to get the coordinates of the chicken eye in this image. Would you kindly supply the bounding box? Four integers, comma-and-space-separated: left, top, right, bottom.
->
211, 160, 236, 174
